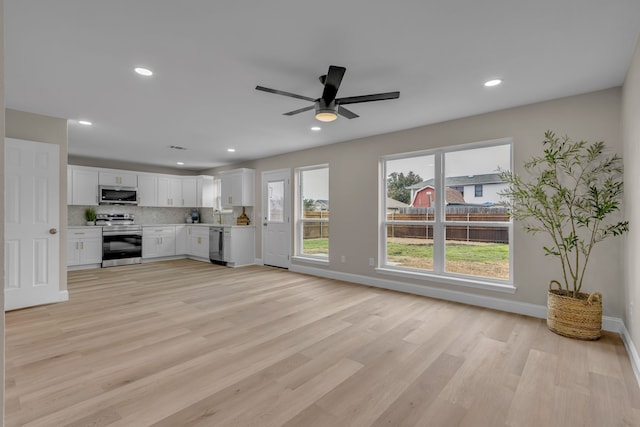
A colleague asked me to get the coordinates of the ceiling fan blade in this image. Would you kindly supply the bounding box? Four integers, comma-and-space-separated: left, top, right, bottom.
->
256, 86, 316, 102
321, 65, 346, 103
283, 105, 315, 116
336, 91, 400, 105
338, 106, 359, 119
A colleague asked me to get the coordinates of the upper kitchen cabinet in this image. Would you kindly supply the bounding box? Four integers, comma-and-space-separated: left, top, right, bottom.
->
68, 166, 99, 206
196, 175, 214, 208
157, 176, 183, 207
98, 170, 137, 187
137, 174, 158, 206
182, 177, 197, 207
220, 168, 255, 207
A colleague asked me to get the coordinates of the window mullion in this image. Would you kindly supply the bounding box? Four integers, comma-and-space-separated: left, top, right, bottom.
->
433, 151, 445, 273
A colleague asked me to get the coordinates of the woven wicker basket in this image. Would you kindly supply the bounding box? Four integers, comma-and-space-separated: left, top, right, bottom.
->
547, 280, 602, 340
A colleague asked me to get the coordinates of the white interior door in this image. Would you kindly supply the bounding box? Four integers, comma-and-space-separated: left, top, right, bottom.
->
262, 169, 290, 268
5, 138, 64, 310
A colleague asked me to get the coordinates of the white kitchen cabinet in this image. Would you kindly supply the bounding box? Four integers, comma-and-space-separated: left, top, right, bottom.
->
225, 226, 255, 267
158, 176, 183, 207
68, 166, 99, 206
67, 227, 102, 266
175, 225, 188, 255
196, 175, 214, 208
142, 226, 176, 259
182, 177, 197, 207
67, 167, 73, 204
137, 174, 158, 206
220, 168, 255, 207
187, 226, 209, 260
98, 170, 137, 187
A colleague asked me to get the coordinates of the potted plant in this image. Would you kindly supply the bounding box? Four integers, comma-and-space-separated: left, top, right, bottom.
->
500, 131, 629, 340
84, 207, 97, 226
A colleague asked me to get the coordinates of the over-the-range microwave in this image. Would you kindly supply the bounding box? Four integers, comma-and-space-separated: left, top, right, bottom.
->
99, 185, 138, 205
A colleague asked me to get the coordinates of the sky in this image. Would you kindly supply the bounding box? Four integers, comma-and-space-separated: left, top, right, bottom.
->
300, 144, 511, 200
386, 143, 511, 181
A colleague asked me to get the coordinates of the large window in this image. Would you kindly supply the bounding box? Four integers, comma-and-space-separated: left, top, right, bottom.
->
296, 165, 329, 259
382, 140, 512, 288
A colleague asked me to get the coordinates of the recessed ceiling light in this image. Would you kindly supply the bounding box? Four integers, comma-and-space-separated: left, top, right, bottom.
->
134, 67, 153, 77
484, 79, 502, 87
176, 162, 185, 165
311, 126, 322, 131
78, 120, 92, 126
227, 148, 236, 153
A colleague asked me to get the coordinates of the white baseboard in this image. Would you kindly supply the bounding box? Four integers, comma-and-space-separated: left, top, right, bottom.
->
289, 265, 640, 387
619, 322, 640, 388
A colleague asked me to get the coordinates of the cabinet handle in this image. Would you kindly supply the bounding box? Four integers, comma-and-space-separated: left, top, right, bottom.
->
80, 242, 84, 250
198, 237, 201, 244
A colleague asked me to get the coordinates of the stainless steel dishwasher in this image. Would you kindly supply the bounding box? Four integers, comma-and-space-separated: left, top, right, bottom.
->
209, 226, 226, 265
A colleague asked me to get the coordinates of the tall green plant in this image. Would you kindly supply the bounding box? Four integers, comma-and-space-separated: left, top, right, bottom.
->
499, 131, 628, 298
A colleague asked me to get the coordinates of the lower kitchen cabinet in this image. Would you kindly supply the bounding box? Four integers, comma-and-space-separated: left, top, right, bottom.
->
175, 225, 187, 255
67, 227, 102, 267
142, 226, 176, 259
187, 226, 210, 260
224, 227, 255, 267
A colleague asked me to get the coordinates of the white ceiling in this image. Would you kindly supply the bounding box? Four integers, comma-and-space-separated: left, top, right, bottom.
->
5, 1, 640, 171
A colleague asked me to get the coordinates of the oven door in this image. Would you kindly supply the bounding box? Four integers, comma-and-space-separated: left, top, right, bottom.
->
102, 231, 142, 267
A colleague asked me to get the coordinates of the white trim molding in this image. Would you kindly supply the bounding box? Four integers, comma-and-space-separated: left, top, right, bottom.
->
619, 323, 640, 388
290, 264, 639, 386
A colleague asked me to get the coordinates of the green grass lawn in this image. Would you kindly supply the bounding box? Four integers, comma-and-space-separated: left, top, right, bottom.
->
303, 238, 508, 262
303, 238, 329, 254
388, 241, 509, 262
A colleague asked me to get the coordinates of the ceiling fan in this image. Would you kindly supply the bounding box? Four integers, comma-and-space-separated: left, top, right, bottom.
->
256, 65, 400, 122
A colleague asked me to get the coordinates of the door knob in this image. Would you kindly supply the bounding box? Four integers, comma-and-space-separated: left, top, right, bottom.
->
263, 223, 267, 226
49, 228, 58, 235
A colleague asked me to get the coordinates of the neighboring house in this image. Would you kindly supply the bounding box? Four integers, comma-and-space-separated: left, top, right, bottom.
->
407, 173, 507, 205
386, 197, 409, 213
409, 186, 465, 207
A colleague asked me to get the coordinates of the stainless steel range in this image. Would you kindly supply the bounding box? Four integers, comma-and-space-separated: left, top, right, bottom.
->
97, 213, 142, 267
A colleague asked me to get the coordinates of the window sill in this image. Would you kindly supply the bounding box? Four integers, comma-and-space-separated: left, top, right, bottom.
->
291, 255, 329, 266
375, 267, 516, 294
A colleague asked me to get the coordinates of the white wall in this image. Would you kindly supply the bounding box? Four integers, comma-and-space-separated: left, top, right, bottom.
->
206, 88, 625, 317
623, 36, 640, 361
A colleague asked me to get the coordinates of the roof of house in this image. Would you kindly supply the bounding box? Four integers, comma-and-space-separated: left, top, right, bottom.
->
407, 173, 504, 189
410, 186, 465, 205
387, 198, 410, 209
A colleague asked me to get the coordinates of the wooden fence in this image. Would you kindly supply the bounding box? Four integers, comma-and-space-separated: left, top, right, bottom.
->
303, 211, 329, 239
387, 211, 509, 244
301, 209, 509, 243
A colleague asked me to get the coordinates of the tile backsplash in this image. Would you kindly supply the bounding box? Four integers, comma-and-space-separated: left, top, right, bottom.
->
68, 206, 254, 226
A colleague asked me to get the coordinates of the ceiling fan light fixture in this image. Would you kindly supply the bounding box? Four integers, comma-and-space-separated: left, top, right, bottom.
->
315, 111, 337, 122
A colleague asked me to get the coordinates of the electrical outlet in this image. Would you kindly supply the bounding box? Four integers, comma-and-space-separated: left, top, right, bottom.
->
369, 257, 375, 267
341, 255, 346, 264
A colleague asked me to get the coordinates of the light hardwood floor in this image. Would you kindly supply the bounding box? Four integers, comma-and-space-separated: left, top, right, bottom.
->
5, 259, 640, 426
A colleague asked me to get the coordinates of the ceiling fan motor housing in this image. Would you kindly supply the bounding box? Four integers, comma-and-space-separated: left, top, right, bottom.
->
315, 99, 338, 122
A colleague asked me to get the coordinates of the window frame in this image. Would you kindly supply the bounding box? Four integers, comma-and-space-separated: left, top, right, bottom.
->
378, 138, 515, 293
474, 184, 483, 197
294, 164, 329, 262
